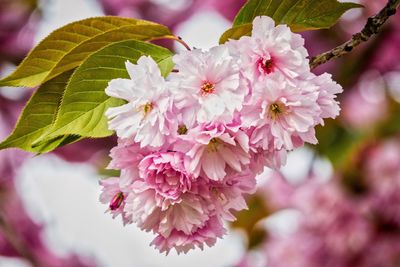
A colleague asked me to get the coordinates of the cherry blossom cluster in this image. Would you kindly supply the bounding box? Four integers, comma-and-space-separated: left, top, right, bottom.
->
99, 16, 342, 254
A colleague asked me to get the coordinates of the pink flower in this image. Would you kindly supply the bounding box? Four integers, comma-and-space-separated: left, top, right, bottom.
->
246, 124, 288, 172
99, 177, 132, 225
244, 74, 321, 151
261, 177, 373, 267
241, 140, 400, 266
171, 45, 243, 125
176, 122, 250, 180
0, 0, 39, 61
341, 72, 387, 129
138, 151, 193, 209
310, 73, 343, 122
118, 150, 257, 254
247, 135, 288, 171
209, 168, 257, 221
259, 171, 294, 210
117, 148, 257, 253
124, 176, 212, 237
228, 16, 309, 83
150, 216, 226, 255
358, 236, 400, 267
365, 139, 400, 185
105, 56, 171, 147
265, 232, 320, 267
108, 139, 151, 187
365, 139, 400, 226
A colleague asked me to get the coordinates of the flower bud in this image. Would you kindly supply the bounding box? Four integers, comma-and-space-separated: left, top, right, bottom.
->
109, 192, 124, 211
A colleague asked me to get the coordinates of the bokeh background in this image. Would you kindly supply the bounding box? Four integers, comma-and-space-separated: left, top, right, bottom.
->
0, 0, 399, 266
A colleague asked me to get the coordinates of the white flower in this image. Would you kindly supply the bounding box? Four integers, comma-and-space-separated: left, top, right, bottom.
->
170, 45, 244, 126
105, 56, 171, 147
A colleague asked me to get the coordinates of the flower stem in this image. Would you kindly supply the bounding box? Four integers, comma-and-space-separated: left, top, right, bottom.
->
165, 35, 192, 51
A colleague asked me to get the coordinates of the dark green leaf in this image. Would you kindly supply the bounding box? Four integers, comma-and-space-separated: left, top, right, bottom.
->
220, 0, 362, 43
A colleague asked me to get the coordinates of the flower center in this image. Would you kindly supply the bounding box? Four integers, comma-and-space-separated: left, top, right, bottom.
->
201, 82, 215, 95
258, 57, 275, 74
137, 102, 153, 117
207, 138, 220, 152
268, 102, 286, 120
143, 102, 153, 115
177, 124, 188, 135
109, 192, 124, 211
211, 187, 226, 201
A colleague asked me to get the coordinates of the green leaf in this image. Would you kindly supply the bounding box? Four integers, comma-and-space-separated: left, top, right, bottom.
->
32, 135, 82, 154
33, 40, 173, 147
220, 24, 253, 45
220, 0, 362, 43
0, 16, 172, 87
0, 71, 81, 153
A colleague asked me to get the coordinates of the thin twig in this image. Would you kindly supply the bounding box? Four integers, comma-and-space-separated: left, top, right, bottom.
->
309, 0, 400, 70
165, 35, 192, 51
176, 36, 192, 51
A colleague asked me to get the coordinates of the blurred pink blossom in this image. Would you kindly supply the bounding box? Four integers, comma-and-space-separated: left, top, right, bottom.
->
364, 138, 400, 226
258, 171, 294, 210
342, 72, 388, 129
0, 0, 39, 62
99, 0, 246, 30
243, 138, 400, 267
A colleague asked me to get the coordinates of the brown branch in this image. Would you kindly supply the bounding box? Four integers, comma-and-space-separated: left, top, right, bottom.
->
309, 0, 400, 70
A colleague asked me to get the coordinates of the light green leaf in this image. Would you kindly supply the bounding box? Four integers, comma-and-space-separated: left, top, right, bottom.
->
33, 40, 173, 147
0, 71, 81, 153
220, 0, 362, 43
220, 24, 253, 45
0, 16, 172, 87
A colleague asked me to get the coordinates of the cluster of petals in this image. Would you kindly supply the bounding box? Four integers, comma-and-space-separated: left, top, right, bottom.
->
100, 16, 342, 253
